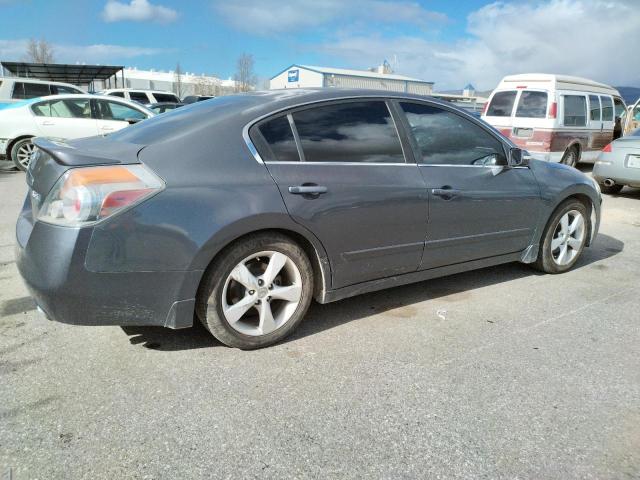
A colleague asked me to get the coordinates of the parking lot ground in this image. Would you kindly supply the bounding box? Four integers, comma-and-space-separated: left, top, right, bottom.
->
1, 168, 639, 480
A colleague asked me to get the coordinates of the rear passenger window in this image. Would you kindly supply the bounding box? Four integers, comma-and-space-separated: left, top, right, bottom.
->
515, 91, 547, 118
257, 116, 300, 162
563, 95, 587, 126
600, 96, 614, 121
486, 91, 517, 117
12, 82, 51, 99
32, 98, 92, 118
400, 102, 506, 166
108, 92, 125, 98
291, 101, 405, 163
589, 95, 601, 121
153, 93, 180, 103
129, 92, 150, 104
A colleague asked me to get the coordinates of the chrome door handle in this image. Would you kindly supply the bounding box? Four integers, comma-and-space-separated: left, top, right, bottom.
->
432, 187, 460, 200
42, 121, 55, 126
288, 185, 328, 195
101, 126, 114, 131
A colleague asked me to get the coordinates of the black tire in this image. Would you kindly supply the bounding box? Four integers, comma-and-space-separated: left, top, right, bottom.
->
561, 146, 579, 168
599, 183, 623, 195
196, 232, 314, 349
10, 137, 35, 171
533, 198, 589, 274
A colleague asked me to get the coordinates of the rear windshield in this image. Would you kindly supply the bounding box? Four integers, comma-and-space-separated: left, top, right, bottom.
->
486, 91, 517, 117
515, 91, 548, 118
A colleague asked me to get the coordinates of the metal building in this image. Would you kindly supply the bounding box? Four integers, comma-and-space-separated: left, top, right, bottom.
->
270, 64, 434, 95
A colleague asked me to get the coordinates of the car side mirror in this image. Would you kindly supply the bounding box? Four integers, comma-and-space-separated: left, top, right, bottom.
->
125, 117, 142, 125
509, 148, 530, 167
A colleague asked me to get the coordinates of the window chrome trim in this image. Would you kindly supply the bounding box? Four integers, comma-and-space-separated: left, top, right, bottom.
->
242, 125, 265, 164
256, 161, 417, 166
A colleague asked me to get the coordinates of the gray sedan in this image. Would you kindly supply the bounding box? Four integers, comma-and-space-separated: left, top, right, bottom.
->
593, 128, 640, 194
16, 89, 601, 349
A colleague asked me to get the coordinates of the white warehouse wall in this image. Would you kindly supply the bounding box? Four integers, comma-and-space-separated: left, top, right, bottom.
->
270, 67, 324, 89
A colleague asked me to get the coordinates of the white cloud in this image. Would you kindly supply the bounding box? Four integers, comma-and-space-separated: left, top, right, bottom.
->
0, 39, 168, 64
213, 0, 447, 35
318, 0, 640, 90
102, 0, 178, 23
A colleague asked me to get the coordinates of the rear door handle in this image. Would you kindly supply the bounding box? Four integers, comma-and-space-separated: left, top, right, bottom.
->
288, 185, 328, 195
42, 121, 55, 126
432, 187, 461, 200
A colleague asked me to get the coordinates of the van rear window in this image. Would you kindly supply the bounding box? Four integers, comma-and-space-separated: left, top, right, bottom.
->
486, 91, 517, 117
515, 91, 548, 118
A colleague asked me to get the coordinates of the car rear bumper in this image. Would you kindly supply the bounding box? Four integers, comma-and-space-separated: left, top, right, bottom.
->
16, 209, 200, 329
592, 154, 640, 188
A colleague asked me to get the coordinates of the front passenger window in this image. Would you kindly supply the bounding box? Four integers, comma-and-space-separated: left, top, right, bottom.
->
400, 102, 506, 166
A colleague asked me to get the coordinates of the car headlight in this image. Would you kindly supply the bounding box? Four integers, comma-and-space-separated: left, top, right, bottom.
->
37, 164, 164, 227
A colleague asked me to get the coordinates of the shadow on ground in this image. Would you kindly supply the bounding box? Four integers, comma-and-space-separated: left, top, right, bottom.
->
120, 233, 623, 352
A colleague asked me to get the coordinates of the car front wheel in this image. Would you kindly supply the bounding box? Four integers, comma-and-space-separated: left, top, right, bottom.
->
533, 199, 588, 273
10, 137, 36, 171
196, 233, 314, 349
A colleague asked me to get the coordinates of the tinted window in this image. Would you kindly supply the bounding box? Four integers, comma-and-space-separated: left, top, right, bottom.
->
486, 91, 517, 117
291, 101, 404, 163
589, 95, 601, 121
600, 96, 614, 121
108, 91, 125, 98
32, 98, 92, 118
96, 100, 146, 121
400, 102, 505, 166
12, 82, 51, 99
515, 91, 547, 118
614, 97, 626, 118
51, 85, 82, 95
153, 93, 180, 103
257, 116, 299, 162
129, 91, 150, 104
563, 95, 587, 126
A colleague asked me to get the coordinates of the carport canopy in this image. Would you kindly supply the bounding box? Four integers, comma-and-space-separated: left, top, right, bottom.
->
0, 62, 124, 90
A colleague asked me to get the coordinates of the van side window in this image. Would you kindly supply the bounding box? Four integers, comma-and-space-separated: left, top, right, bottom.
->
515, 91, 547, 118
589, 95, 601, 121
486, 91, 517, 117
600, 96, 614, 121
563, 95, 587, 127
129, 91, 150, 104
613, 97, 626, 118
12, 82, 51, 99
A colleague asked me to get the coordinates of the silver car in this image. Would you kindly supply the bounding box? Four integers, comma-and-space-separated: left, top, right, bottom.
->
593, 128, 640, 194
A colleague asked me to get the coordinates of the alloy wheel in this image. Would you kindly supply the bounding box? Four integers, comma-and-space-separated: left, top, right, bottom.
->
216, 250, 303, 336
550, 209, 585, 266
15, 141, 37, 169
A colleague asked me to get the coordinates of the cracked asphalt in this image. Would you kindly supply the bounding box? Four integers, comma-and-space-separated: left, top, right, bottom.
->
1, 166, 639, 479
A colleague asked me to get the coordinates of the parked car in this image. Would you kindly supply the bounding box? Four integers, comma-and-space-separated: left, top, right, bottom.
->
0, 78, 84, 109
182, 95, 215, 104
99, 88, 180, 105
0, 94, 154, 170
593, 128, 640, 194
147, 102, 184, 114
482, 74, 626, 167
16, 89, 601, 349
621, 97, 640, 135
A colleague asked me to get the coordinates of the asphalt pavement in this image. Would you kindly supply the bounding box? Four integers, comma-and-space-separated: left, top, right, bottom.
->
1, 166, 639, 479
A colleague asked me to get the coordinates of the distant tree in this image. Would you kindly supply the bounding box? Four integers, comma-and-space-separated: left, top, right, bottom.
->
234, 53, 257, 93
173, 62, 184, 98
25, 38, 55, 63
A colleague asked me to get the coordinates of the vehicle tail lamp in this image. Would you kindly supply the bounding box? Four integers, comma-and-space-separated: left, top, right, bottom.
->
548, 102, 557, 119
37, 165, 164, 227
602, 143, 613, 153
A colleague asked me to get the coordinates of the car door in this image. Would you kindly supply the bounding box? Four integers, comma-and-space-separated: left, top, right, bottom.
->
31, 98, 98, 140
94, 99, 149, 136
395, 101, 541, 270
250, 99, 429, 289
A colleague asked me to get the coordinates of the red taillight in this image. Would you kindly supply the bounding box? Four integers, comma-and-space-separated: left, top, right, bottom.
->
548, 102, 557, 119
602, 143, 612, 153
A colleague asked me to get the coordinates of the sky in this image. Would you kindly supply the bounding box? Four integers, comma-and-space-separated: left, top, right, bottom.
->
0, 0, 638, 90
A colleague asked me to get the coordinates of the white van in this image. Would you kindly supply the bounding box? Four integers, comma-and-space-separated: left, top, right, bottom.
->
98, 88, 180, 105
482, 74, 626, 166
0, 78, 85, 108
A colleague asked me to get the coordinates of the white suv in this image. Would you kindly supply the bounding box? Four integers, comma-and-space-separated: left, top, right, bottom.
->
99, 89, 180, 105
0, 78, 85, 108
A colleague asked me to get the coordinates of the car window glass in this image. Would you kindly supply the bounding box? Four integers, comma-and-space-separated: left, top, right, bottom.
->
563, 95, 587, 126
589, 95, 601, 121
291, 101, 405, 163
257, 115, 299, 162
400, 102, 506, 166
614, 97, 626, 118
32, 98, 92, 118
515, 91, 547, 118
486, 91, 517, 117
153, 93, 179, 103
52, 85, 82, 95
13, 82, 51, 99
129, 92, 150, 104
600, 96, 614, 121
97, 100, 146, 121
108, 92, 125, 98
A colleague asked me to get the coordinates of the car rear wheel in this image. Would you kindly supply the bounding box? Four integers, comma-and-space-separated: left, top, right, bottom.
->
599, 182, 623, 195
10, 137, 36, 171
561, 146, 579, 168
196, 233, 313, 349
533, 199, 588, 274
